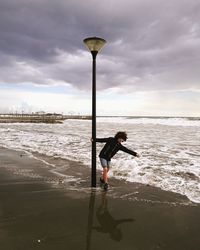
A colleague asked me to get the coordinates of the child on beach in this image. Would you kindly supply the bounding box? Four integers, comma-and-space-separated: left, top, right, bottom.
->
93, 131, 139, 191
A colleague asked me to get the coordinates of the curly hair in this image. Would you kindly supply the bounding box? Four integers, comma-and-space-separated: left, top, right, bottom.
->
114, 131, 128, 141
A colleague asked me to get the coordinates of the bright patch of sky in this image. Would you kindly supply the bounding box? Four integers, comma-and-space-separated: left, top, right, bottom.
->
0, 83, 199, 116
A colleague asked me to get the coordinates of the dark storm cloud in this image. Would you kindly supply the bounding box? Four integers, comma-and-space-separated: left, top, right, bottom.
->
0, 0, 200, 91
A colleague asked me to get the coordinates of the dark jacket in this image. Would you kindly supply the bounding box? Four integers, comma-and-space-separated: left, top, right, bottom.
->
96, 137, 137, 161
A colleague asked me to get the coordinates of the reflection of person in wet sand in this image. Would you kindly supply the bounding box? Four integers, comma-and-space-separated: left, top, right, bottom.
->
93, 192, 134, 241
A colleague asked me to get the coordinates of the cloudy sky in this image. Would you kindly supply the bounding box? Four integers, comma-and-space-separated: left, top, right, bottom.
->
0, 0, 200, 116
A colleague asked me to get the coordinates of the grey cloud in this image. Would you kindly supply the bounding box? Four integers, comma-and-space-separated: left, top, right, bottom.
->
0, 0, 200, 91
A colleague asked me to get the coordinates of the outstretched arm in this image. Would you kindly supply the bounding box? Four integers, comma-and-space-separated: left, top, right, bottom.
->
120, 145, 139, 157
95, 137, 110, 143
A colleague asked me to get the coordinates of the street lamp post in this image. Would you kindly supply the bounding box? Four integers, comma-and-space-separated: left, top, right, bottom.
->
83, 37, 106, 187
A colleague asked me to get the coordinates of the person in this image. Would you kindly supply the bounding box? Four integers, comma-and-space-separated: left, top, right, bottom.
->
91, 131, 139, 191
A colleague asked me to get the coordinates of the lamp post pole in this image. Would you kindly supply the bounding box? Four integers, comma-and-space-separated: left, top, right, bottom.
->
91, 51, 97, 187
83, 37, 106, 188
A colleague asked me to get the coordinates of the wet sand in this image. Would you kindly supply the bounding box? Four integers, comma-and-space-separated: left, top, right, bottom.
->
0, 148, 200, 250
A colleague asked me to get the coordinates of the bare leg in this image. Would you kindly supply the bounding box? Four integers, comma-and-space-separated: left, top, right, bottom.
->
103, 167, 108, 183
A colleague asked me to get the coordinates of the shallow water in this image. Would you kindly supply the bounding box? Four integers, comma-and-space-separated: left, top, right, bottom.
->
0, 117, 200, 203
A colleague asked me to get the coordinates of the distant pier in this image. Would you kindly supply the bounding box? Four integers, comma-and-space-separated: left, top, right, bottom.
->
0, 113, 91, 123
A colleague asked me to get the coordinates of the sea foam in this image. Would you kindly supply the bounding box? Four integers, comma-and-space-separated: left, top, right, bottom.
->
0, 117, 199, 203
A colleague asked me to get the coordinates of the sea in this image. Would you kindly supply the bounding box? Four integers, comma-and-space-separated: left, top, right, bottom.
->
0, 116, 200, 203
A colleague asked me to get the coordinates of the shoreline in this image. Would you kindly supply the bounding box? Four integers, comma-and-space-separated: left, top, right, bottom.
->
0, 146, 197, 205
0, 147, 200, 249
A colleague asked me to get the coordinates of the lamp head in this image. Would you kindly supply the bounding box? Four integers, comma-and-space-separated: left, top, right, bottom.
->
83, 37, 106, 53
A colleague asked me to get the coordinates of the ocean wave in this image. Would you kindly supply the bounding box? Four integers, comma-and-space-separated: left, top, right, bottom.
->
97, 117, 200, 127
0, 118, 200, 203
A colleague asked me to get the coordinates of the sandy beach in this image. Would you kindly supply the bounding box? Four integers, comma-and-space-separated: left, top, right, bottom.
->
0, 147, 200, 250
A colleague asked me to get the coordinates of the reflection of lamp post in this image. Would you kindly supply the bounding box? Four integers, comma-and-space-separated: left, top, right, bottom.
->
83, 37, 106, 187
86, 191, 96, 250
